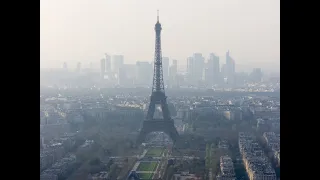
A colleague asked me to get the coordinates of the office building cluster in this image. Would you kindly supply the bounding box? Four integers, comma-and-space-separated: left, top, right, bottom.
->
216, 155, 236, 180
98, 54, 178, 87
63, 51, 237, 88
239, 132, 276, 180
187, 51, 235, 87
51, 50, 278, 90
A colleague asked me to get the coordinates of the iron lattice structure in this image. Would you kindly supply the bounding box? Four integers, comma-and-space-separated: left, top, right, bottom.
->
152, 13, 164, 93
137, 11, 179, 144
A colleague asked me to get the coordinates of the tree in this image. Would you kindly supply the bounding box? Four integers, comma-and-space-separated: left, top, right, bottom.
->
89, 157, 101, 166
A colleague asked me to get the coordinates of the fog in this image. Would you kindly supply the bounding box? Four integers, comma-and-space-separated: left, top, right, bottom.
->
41, 0, 280, 71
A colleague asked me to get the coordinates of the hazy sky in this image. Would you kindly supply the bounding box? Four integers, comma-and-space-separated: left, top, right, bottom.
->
40, 0, 280, 71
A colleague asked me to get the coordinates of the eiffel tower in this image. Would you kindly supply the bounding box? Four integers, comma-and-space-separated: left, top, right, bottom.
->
137, 11, 179, 144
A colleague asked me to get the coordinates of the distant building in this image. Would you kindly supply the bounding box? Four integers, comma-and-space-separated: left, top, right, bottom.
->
172, 59, 178, 68
169, 59, 178, 87
63, 62, 68, 71
207, 53, 220, 85
122, 64, 136, 86
100, 58, 106, 78
162, 57, 170, 86
221, 64, 226, 78
187, 53, 205, 85
187, 56, 195, 84
118, 67, 127, 86
250, 68, 263, 82
225, 50, 235, 86
194, 53, 205, 83
203, 68, 211, 86
135, 61, 152, 86
212, 53, 220, 85
112, 55, 124, 73
105, 53, 111, 72
76, 62, 81, 72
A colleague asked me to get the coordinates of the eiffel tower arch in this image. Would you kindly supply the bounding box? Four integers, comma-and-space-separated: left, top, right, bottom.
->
137, 11, 179, 145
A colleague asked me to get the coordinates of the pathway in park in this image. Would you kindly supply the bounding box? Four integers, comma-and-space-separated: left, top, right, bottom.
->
128, 147, 164, 179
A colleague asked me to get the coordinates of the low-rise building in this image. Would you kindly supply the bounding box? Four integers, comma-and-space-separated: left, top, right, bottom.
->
239, 132, 277, 180
263, 132, 280, 164
216, 155, 236, 180
41, 154, 76, 180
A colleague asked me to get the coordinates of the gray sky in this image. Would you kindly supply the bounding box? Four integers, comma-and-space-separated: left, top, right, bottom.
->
40, 0, 280, 71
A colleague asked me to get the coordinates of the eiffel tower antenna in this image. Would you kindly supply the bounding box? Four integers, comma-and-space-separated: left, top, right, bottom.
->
157, 10, 159, 22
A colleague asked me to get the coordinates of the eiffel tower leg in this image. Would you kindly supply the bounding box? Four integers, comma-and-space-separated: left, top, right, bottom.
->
136, 129, 147, 145
160, 98, 171, 120
168, 126, 179, 143
146, 98, 156, 120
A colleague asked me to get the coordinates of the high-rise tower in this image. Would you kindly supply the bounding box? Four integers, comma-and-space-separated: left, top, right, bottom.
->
208, 53, 220, 85
112, 55, 124, 73
105, 53, 111, 72
137, 11, 179, 144
226, 50, 235, 85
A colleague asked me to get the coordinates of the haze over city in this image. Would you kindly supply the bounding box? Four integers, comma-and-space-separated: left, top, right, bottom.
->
41, 1, 280, 179
40, 0, 280, 72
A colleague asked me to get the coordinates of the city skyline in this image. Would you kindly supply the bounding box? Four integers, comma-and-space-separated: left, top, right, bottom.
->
40, 1, 280, 179
41, 0, 280, 71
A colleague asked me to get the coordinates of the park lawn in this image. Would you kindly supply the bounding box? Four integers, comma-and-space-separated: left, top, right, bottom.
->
137, 162, 158, 171
146, 147, 163, 157
138, 173, 154, 179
